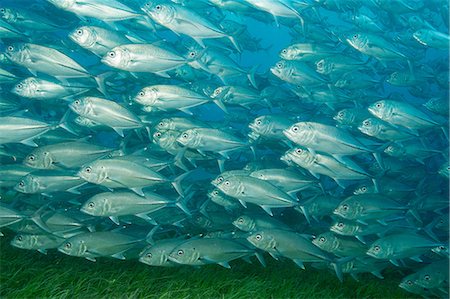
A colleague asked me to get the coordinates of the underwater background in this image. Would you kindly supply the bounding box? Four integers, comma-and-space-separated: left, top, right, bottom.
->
0, 0, 449, 298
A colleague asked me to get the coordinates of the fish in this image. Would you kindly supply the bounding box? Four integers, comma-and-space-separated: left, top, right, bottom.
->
69, 97, 144, 137
167, 237, 258, 268
23, 141, 116, 170
14, 170, 87, 196
101, 44, 187, 76
217, 175, 299, 216
57, 231, 145, 261
0, 116, 56, 147
46, 0, 142, 21
80, 190, 190, 225
141, 1, 239, 50
77, 158, 186, 196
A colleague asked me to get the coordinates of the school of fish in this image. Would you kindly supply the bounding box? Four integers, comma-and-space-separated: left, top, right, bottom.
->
0, 0, 448, 297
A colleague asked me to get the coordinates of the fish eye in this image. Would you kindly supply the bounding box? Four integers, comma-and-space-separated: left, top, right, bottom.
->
319, 237, 325, 242
295, 148, 303, 154
146, 253, 152, 258
255, 234, 262, 240
217, 177, 223, 183
213, 190, 219, 195
363, 120, 370, 126
189, 51, 196, 58
281, 49, 287, 54
155, 132, 161, 138
238, 218, 244, 223
88, 202, 95, 208
156, 4, 162, 10
18, 181, 24, 187
375, 102, 382, 108
342, 204, 349, 211
108, 51, 116, 58
353, 34, 358, 39
361, 186, 367, 192
76, 29, 83, 35
65, 242, 72, 249
182, 133, 188, 139
158, 121, 165, 127
424, 275, 430, 280
7, 45, 14, 52
0, 8, 5, 13
139, 91, 145, 97
374, 245, 380, 251
439, 246, 445, 250
74, 100, 80, 105
276, 62, 283, 68
338, 112, 344, 117
292, 126, 299, 132
17, 235, 23, 241
177, 249, 184, 255
407, 280, 413, 286
28, 155, 35, 161
256, 120, 262, 125
16, 83, 23, 89
337, 222, 344, 228
224, 180, 230, 186
85, 167, 92, 173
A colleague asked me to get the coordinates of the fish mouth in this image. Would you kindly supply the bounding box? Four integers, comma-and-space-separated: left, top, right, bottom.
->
365, 251, 377, 258
282, 129, 293, 140
167, 255, 182, 264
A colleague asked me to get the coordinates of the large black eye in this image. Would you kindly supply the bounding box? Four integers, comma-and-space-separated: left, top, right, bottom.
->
292, 126, 298, 132
407, 280, 413, 286
374, 245, 380, 251
213, 190, 219, 196
74, 100, 80, 105
155, 132, 161, 138
255, 234, 262, 240
108, 51, 116, 58
88, 202, 95, 208
361, 186, 367, 192
65, 242, 72, 249
189, 51, 196, 58
256, 120, 262, 125
295, 148, 302, 154
439, 246, 445, 250
76, 29, 83, 35
28, 155, 35, 161
424, 275, 430, 280
146, 253, 152, 258
16, 83, 23, 89
7, 45, 14, 52
224, 180, 230, 186
319, 237, 325, 242
376, 103, 382, 108
17, 235, 23, 241
85, 167, 92, 173
342, 204, 349, 211
363, 120, 370, 126
281, 49, 287, 54
0, 8, 5, 13
139, 91, 145, 97
156, 5, 162, 10
338, 222, 344, 228
19, 181, 24, 187
158, 122, 164, 127
276, 62, 283, 68
182, 133, 188, 139
177, 250, 184, 255
238, 218, 244, 223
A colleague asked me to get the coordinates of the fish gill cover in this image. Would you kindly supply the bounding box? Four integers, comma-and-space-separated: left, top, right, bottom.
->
0, 0, 449, 298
